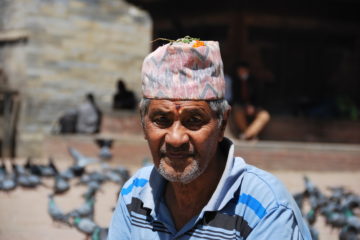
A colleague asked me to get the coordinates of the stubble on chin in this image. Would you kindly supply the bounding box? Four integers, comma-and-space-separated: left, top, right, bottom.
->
156, 157, 203, 184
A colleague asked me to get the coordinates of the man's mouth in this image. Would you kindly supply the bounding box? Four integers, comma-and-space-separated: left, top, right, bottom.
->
161, 151, 194, 159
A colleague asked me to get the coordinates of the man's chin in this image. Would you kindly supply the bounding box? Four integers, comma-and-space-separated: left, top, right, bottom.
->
156, 158, 202, 184
162, 157, 192, 171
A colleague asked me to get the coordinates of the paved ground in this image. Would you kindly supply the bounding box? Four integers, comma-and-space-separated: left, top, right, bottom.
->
1, 136, 360, 240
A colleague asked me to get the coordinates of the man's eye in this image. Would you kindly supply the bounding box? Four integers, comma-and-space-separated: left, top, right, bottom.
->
153, 116, 171, 127
188, 117, 202, 124
184, 116, 204, 130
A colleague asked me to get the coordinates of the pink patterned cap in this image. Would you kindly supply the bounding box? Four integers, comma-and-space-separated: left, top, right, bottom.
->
141, 40, 225, 100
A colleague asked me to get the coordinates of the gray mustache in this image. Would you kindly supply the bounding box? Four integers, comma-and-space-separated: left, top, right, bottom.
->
160, 143, 195, 155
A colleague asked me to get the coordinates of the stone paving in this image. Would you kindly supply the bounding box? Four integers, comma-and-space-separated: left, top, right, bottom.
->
1, 135, 360, 240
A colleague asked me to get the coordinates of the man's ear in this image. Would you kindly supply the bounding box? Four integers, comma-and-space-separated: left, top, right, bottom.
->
218, 108, 231, 141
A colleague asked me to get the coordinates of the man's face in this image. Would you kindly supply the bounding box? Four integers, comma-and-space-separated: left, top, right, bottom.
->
143, 100, 225, 184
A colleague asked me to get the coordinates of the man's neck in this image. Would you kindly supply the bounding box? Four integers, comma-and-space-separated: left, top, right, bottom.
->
164, 149, 226, 230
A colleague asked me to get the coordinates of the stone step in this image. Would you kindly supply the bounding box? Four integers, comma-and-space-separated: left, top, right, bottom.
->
41, 134, 360, 172
233, 138, 360, 171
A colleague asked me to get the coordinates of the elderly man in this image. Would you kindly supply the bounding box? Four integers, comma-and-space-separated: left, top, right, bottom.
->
108, 38, 311, 239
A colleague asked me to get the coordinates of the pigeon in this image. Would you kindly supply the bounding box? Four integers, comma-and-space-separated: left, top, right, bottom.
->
24, 157, 42, 176
91, 226, 108, 240
0, 163, 17, 192
104, 170, 124, 185
95, 138, 113, 160
12, 163, 41, 188
78, 171, 106, 185
59, 166, 76, 180
339, 225, 359, 240
347, 216, 360, 232
341, 194, 360, 210
305, 209, 317, 226
54, 175, 70, 194
27, 174, 42, 187
0, 162, 17, 192
309, 225, 319, 240
69, 198, 95, 220
1, 175, 17, 191
142, 157, 153, 167
73, 217, 98, 235
304, 176, 318, 196
39, 157, 57, 177
295, 177, 360, 239
49, 160, 70, 194
82, 181, 101, 200
326, 212, 347, 228
47, 194, 71, 226
68, 147, 98, 168
111, 166, 130, 183
101, 162, 129, 181
12, 162, 26, 175
0, 161, 6, 182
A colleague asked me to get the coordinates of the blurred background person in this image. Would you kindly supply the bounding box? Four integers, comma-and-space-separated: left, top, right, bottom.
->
231, 61, 270, 140
112, 79, 137, 111
76, 93, 102, 134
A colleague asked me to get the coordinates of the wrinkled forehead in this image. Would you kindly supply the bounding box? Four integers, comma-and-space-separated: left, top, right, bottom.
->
148, 99, 212, 114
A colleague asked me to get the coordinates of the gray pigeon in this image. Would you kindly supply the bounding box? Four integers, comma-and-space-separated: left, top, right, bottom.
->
69, 198, 95, 220
0, 163, 16, 192
0, 161, 6, 182
78, 171, 106, 185
54, 175, 70, 194
59, 167, 75, 180
24, 157, 42, 176
68, 147, 98, 168
0, 162, 6, 189
95, 138, 113, 160
73, 217, 98, 235
39, 157, 57, 177
112, 166, 130, 182
82, 181, 101, 200
347, 216, 360, 232
47, 194, 70, 226
101, 163, 129, 184
91, 226, 108, 240
13, 163, 42, 188
104, 170, 123, 185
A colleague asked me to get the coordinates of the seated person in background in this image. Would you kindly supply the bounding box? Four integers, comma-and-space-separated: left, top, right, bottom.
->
76, 93, 102, 134
231, 61, 270, 140
112, 79, 137, 110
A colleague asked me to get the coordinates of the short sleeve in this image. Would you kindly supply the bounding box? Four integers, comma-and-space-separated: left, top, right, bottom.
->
246, 206, 312, 240
108, 194, 132, 240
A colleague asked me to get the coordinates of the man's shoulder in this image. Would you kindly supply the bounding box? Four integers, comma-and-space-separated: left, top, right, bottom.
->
233, 163, 311, 239
238, 163, 297, 212
120, 166, 154, 202
231, 161, 298, 217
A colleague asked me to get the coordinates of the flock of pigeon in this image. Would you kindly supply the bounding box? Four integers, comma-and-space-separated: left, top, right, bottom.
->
2, 138, 360, 240
0, 139, 130, 240
294, 176, 360, 240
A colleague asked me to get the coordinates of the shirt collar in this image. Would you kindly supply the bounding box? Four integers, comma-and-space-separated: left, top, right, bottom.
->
203, 137, 246, 212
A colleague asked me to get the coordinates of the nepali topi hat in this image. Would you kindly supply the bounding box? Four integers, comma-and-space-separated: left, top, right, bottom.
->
141, 37, 225, 100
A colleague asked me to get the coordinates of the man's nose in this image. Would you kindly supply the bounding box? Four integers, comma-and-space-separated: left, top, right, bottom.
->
165, 121, 189, 148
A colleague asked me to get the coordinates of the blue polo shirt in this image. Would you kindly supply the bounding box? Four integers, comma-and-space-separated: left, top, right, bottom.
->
108, 138, 312, 239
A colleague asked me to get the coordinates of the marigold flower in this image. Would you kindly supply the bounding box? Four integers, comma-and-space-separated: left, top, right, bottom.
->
192, 40, 205, 48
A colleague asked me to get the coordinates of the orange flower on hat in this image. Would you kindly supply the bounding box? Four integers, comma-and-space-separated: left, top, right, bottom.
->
192, 40, 205, 48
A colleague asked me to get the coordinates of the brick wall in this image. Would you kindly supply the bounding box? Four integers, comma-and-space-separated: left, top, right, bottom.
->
9, 0, 152, 157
